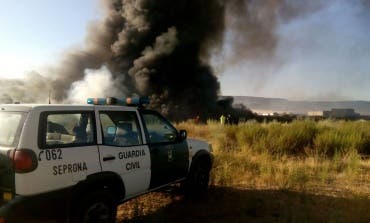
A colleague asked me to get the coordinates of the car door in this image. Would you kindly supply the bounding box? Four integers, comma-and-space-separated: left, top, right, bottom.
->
140, 110, 189, 189
30, 109, 101, 195
96, 107, 151, 198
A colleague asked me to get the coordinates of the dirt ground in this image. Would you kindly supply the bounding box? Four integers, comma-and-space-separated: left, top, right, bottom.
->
116, 186, 370, 223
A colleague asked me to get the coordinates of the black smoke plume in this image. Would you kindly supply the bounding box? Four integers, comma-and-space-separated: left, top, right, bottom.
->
64, 0, 227, 120
0, 0, 340, 120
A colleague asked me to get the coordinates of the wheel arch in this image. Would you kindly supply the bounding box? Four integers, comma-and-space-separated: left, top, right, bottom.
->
190, 150, 213, 172
72, 171, 126, 201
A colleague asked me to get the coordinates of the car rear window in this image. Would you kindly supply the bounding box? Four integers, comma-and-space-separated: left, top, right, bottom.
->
0, 112, 25, 147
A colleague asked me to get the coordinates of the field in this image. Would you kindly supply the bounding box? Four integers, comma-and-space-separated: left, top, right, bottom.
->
117, 120, 370, 222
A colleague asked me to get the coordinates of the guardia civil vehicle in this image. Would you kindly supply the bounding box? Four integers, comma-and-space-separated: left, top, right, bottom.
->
0, 97, 213, 223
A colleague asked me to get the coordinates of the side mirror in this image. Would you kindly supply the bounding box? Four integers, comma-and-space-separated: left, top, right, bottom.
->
178, 130, 187, 142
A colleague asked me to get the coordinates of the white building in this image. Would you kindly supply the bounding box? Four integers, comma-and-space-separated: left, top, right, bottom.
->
307, 108, 360, 119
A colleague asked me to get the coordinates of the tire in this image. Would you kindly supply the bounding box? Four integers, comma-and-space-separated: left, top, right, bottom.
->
183, 161, 211, 196
70, 189, 117, 223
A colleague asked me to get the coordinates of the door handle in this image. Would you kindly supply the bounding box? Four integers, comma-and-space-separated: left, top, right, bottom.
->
103, 156, 116, 161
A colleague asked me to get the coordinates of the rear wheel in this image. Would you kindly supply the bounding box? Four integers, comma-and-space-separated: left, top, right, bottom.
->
70, 189, 117, 223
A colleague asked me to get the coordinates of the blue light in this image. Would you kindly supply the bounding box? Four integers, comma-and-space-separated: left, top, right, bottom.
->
87, 98, 106, 105
87, 97, 150, 106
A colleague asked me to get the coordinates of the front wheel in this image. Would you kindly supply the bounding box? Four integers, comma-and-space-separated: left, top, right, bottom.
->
183, 162, 211, 196
70, 189, 117, 223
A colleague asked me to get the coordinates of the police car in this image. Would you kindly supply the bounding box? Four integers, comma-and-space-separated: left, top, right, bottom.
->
0, 97, 213, 223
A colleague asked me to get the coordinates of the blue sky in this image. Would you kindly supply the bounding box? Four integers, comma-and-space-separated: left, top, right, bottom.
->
1, 0, 370, 100
0, 0, 101, 77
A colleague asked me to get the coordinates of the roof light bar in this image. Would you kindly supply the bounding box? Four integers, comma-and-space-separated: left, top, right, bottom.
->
87, 97, 150, 106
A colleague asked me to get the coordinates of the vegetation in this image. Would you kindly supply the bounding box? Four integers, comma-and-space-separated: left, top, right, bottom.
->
116, 120, 370, 222
177, 120, 370, 193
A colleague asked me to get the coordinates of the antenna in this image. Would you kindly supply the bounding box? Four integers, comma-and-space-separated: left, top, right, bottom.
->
48, 90, 51, 104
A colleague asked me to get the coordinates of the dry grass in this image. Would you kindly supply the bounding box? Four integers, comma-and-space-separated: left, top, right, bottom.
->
116, 120, 370, 222
176, 120, 370, 194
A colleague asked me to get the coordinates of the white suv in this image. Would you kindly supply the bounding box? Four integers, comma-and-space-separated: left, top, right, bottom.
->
0, 97, 213, 223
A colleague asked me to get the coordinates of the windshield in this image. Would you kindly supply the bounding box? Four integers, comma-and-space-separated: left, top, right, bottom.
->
0, 112, 25, 147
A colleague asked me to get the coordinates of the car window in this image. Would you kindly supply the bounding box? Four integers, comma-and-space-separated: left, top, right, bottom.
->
142, 112, 178, 144
0, 112, 25, 147
44, 112, 95, 147
99, 111, 142, 147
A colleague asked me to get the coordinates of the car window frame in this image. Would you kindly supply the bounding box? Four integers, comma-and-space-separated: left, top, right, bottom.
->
38, 111, 97, 149
139, 110, 179, 145
99, 110, 143, 147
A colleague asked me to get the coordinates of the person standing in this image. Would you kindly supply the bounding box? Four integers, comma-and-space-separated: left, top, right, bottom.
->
220, 114, 226, 125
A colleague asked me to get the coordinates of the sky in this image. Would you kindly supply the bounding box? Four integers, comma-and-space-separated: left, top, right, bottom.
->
0, 0, 101, 78
0, 0, 370, 101
219, 0, 370, 100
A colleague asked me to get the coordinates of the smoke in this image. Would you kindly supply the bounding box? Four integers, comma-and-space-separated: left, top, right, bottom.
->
215, 0, 327, 70
129, 27, 179, 95
64, 0, 228, 120
3, 0, 364, 119
0, 71, 51, 103
219, 0, 370, 100
101, 0, 227, 120
66, 66, 122, 104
